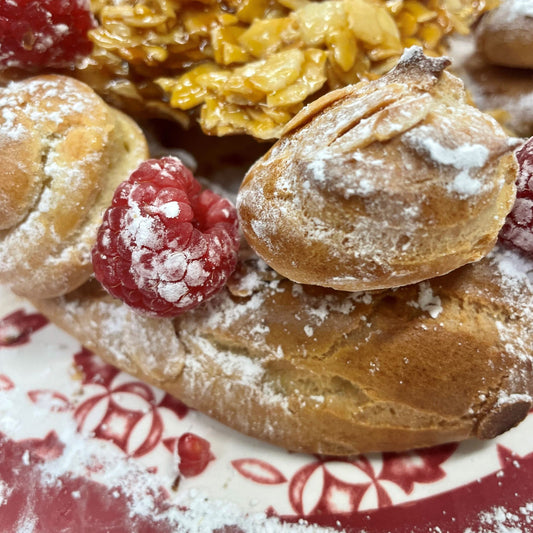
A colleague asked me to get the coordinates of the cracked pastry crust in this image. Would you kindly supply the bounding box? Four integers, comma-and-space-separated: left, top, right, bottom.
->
1, 64, 532, 456
237, 49, 519, 292
0, 75, 149, 299
32, 243, 533, 455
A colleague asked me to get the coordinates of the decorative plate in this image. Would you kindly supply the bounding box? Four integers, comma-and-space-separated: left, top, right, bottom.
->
0, 283, 532, 532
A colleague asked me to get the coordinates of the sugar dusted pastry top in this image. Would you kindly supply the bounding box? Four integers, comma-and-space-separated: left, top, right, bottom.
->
237, 48, 519, 292
0, 9, 532, 455
0, 74, 148, 298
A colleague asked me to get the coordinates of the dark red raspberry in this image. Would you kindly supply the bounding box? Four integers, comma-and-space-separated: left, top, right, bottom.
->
92, 156, 240, 318
0, 0, 96, 70
499, 138, 533, 255
177, 433, 215, 477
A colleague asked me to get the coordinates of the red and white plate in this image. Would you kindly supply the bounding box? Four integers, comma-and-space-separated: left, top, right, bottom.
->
1, 284, 532, 533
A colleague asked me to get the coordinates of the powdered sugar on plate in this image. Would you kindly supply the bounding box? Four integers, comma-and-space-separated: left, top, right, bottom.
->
465, 503, 533, 533
2, 284, 533, 531
0, 388, 334, 532
0, 304, 338, 532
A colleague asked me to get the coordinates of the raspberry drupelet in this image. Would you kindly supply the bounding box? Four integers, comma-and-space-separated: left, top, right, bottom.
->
499, 137, 533, 256
0, 0, 96, 70
92, 157, 240, 318
177, 433, 215, 477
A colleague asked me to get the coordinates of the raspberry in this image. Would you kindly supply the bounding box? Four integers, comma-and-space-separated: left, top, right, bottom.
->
92, 157, 240, 318
177, 433, 215, 477
0, 0, 96, 70
499, 138, 533, 256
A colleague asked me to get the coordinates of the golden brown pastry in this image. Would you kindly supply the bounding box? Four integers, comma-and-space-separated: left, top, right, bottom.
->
476, 0, 533, 69
1, 56, 532, 457
32, 243, 533, 455
0, 74, 149, 299
237, 48, 519, 292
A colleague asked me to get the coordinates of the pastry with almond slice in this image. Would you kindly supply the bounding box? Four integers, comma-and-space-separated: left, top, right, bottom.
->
1, 53, 533, 456
237, 47, 520, 292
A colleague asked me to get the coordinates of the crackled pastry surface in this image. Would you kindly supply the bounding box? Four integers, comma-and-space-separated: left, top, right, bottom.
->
238, 49, 518, 291
33, 243, 533, 455
0, 75, 148, 298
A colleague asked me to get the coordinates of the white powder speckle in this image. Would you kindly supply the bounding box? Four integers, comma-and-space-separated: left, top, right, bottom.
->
496, 391, 532, 408
1, 108, 25, 140
124, 208, 164, 250
0, 480, 13, 507
184, 260, 210, 286
158, 281, 188, 303
16, 514, 37, 533
22, 449, 30, 466
156, 201, 181, 218
408, 281, 443, 318
490, 0, 533, 29
464, 502, 533, 533
407, 132, 489, 198
449, 171, 483, 196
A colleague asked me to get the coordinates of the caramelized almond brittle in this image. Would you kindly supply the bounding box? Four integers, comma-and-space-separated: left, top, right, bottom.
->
84, 0, 497, 139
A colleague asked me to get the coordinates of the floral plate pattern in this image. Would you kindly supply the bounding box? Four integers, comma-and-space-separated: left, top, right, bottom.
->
0, 284, 532, 533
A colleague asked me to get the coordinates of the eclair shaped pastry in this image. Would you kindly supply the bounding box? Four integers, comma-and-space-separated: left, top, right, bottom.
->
33, 245, 533, 455
2, 63, 532, 455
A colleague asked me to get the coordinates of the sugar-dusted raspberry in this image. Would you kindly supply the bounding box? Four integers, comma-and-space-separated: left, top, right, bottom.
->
499, 138, 533, 255
92, 156, 240, 318
0, 0, 96, 70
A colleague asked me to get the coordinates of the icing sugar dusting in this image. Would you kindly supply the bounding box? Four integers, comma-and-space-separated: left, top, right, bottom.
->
0, 388, 333, 533
418, 137, 488, 169
405, 129, 489, 198
125, 205, 165, 250
156, 201, 181, 218
0, 108, 25, 141
408, 281, 443, 318
118, 185, 210, 306
491, 247, 533, 370
465, 503, 533, 533
15, 514, 37, 533
494, 0, 533, 28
